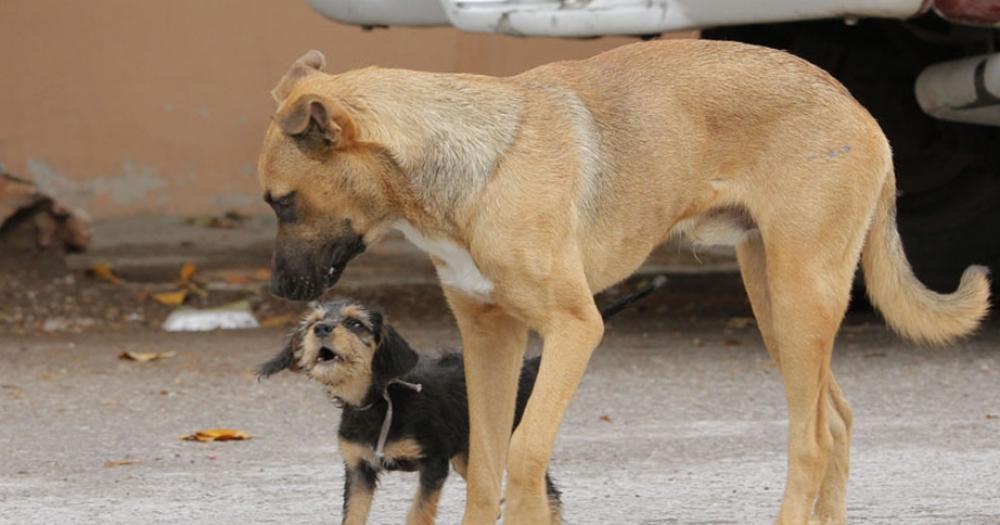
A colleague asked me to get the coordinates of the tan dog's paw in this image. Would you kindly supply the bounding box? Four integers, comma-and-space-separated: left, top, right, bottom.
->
809, 516, 847, 525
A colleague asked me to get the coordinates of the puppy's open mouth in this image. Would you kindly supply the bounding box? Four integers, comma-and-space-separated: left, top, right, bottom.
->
317, 346, 345, 364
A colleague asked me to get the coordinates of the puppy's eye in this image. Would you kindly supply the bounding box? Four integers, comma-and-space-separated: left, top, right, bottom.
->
344, 319, 366, 332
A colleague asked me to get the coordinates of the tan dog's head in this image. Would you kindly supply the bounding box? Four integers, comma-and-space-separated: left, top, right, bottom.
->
258, 300, 419, 406
258, 51, 400, 300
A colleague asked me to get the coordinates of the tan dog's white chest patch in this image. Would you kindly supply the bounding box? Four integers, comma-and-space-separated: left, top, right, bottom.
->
393, 220, 494, 302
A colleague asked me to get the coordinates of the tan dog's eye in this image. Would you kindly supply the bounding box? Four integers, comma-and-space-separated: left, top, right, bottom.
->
264, 191, 298, 223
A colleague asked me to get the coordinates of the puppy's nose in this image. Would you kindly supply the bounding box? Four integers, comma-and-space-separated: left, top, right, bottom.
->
314, 324, 333, 337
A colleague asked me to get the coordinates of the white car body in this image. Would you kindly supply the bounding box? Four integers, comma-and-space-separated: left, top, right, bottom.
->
308, 0, 1000, 127
309, 0, 929, 37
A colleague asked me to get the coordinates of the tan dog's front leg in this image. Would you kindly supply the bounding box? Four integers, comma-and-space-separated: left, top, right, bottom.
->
445, 290, 529, 525
505, 293, 604, 524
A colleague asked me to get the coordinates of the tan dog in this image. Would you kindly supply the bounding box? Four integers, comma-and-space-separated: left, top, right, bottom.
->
257, 41, 990, 525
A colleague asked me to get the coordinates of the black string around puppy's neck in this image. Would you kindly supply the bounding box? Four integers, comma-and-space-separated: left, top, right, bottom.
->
338, 378, 423, 462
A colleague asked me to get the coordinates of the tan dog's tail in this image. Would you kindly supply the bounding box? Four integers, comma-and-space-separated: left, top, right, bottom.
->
861, 170, 990, 345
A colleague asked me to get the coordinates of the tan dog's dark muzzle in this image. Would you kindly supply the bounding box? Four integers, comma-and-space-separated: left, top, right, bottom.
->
270, 233, 365, 301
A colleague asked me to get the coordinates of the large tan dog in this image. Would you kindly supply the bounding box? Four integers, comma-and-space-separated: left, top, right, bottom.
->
257, 40, 990, 524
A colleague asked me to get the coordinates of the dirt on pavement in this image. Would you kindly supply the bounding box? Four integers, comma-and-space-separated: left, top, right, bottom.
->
0, 215, 739, 336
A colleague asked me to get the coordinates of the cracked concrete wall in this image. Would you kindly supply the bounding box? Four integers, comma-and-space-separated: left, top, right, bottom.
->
0, 0, 637, 218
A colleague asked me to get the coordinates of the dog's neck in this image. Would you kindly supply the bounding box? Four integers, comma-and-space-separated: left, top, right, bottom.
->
334, 378, 419, 412
333, 69, 524, 225
330, 382, 382, 411
335, 386, 382, 412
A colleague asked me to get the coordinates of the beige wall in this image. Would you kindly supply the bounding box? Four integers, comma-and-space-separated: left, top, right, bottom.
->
0, 1, 641, 218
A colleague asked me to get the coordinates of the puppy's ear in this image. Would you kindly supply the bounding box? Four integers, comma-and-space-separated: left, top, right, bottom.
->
369, 311, 385, 337
271, 50, 326, 103
274, 93, 356, 153
256, 333, 301, 379
371, 313, 419, 388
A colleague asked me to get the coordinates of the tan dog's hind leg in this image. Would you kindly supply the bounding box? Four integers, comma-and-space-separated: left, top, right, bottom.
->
769, 266, 842, 524
446, 291, 529, 525
504, 275, 604, 525
811, 377, 852, 525
739, 234, 855, 525
736, 234, 780, 367
762, 224, 862, 525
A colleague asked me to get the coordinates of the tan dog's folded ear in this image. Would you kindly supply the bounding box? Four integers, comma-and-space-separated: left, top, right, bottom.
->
274, 93, 356, 152
271, 49, 327, 103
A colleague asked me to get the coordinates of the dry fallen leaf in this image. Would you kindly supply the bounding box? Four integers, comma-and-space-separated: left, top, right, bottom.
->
599, 415, 612, 423
86, 263, 119, 284
179, 263, 197, 282
223, 274, 250, 285
259, 313, 294, 329
119, 351, 176, 363
185, 282, 209, 300
181, 428, 252, 442
104, 459, 141, 468
152, 290, 188, 306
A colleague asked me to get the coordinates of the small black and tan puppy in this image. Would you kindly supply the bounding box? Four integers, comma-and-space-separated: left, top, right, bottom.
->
258, 280, 662, 525
259, 300, 561, 525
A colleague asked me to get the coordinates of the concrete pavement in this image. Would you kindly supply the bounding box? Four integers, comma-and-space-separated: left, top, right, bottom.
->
2, 311, 998, 524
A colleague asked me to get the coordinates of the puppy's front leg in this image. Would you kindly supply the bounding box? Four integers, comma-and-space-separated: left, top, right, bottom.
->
406, 459, 450, 525
341, 461, 378, 525
444, 290, 529, 525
